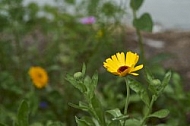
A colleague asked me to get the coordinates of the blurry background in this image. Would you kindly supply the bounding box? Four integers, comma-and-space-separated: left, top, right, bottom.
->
23, 0, 190, 31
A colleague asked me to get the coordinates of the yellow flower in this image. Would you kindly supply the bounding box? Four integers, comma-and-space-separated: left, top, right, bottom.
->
103, 51, 143, 76
28, 66, 48, 88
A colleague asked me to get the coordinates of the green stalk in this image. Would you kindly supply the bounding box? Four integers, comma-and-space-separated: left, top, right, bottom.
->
123, 77, 130, 126
140, 95, 156, 126
132, 9, 146, 64
124, 77, 130, 115
86, 94, 106, 126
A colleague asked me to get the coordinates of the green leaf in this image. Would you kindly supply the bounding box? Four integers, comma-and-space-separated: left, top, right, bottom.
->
0, 123, 8, 126
128, 78, 150, 106
83, 78, 93, 100
66, 64, 87, 93
133, 13, 153, 32
112, 115, 129, 121
156, 71, 171, 95
46, 121, 65, 126
91, 96, 105, 125
83, 71, 98, 101
91, 72, 98, 88
106, 108, 123, 118
139, 89, 150, 107
68, 102, 89, 111
79, 116, 97, 126
108, 121, 121, 126
79, 101, 95, 116
89, 72, 98, 99
66, 75, 86, 93
144, 67, 154, 83
82, 63, 86, 76
130, 0, 144, 10
128, 78, 143, 93
149, 109, 169, 118
15, 100, 29, 126
124, 118, 140, 126
75, 117, 90, 126
107, 109, 125, 126
162, 71, 171, 88
108, 110, 128, 121
145, 67, 162, 95
171, 72, 185, 99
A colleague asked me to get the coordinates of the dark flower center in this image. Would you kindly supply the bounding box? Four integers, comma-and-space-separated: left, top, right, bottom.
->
37, 73, 42, 78
117, 66, 129, 73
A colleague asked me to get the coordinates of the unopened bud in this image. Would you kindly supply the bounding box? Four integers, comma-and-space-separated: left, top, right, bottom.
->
152, 79, 161, 85
74, 72, 83, 79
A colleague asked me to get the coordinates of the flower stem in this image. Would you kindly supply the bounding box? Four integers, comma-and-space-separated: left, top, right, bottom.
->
140, 95, 156, 126
132, 9, 146, 64
123, 77, 130, 126
124, 77, 130, 115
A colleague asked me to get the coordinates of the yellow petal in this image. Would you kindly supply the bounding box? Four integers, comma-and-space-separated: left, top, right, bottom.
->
104, 58, 118, 70
131, 64, 143, 72
130, 73, 139, 76
116, 52, 125, 66
110, 54, 120, 67
107, 67, 117, 73
111, 72, 120, 76
134, 54, 139, 65
126, 52, 139, 67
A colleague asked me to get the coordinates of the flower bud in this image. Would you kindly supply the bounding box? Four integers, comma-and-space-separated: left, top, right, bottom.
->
74, 72, 83, 79
152, 79, 161, 85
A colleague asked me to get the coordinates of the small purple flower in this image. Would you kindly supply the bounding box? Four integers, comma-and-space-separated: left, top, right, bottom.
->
39, 101, 48, 109
79, 16, 96, 24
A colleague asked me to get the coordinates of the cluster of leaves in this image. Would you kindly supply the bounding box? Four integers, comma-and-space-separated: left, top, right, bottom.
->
66, 64, 171, 126
66, 65, 106, 126
130, 0, 153, 32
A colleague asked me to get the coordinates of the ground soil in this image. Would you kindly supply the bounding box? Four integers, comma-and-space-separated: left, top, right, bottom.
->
125, 29, 190, 90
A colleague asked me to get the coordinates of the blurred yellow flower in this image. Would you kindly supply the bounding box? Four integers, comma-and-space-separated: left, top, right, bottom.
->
28, 66, 48, 88
103, 51, 143, 76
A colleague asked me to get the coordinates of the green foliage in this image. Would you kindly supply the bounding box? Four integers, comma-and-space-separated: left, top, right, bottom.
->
75, 117, 89, 126
66, 64, 106, 126
124, 119, 141, 126
0, 0, 189, 125
130, 0, 153, 32
45, 121, 65, 126
101, 2, 118, 17
0, 123, 8, 126
66, 64, 171, 126
14, 100, 29, 126
107, 108, 128, 125
128, 77, 150, 106
145, 68, 171, 97
87, 0, 100, 15
133, 13, 153, 32
130, 0, 144, 11
65, 0, 76, 4
148, 109, 169, 118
